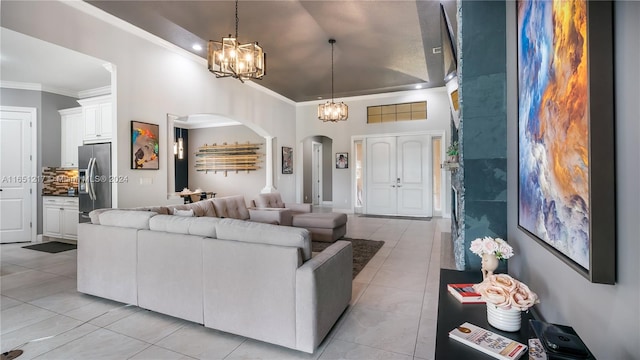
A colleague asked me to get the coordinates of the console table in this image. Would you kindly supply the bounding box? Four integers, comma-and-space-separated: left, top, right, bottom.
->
435, 269, 536, 359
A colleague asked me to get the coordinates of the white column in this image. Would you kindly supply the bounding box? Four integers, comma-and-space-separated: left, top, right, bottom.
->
261, 136, 276, 193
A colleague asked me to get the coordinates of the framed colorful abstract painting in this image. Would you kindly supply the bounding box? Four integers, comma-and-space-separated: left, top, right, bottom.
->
517, 0, 615, 283
131, 121, 159, 170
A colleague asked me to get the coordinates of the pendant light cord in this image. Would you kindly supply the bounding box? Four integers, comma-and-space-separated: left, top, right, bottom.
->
330, 39, 336, 102
235, 0, 239, 39
331, 41, 334, 102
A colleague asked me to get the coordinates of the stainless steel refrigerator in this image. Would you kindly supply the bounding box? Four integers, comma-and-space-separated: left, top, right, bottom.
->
78, 143, 112, 223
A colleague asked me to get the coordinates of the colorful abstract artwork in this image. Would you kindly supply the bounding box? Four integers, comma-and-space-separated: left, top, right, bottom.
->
517, 0, 616, 284
517, 0, 591, 269
131, 121, 159, 170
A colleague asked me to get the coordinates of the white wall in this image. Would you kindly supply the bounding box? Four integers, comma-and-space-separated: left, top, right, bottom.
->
506, 2, 640, 358
296, 87, 451, 211
1, 1, 297, 209
188, 125, 266, 203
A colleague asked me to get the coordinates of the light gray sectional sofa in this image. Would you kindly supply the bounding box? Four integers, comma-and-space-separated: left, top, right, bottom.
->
77, 209, 352, 353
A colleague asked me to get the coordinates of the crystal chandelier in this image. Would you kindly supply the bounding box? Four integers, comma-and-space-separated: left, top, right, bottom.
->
318, 39, 348, 122
207, 0, 265, 82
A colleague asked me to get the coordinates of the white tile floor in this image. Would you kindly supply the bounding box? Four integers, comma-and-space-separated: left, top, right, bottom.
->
1, 215, 450, 360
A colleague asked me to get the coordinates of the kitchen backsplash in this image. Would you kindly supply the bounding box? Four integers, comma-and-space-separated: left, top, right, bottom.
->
42, 167, 78, 195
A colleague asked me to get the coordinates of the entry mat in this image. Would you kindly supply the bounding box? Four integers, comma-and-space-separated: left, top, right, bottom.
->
22, 241, 77, 253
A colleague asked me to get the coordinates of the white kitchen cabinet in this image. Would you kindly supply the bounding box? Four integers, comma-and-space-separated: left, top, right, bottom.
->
78, 95, 112, 143
43, 196, 79, 240
59, 107, 83, 167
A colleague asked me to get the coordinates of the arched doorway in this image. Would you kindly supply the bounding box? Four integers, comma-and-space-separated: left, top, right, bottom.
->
300, 135, 333, 206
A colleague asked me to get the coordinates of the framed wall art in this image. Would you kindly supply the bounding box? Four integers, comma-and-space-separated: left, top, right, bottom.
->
131, 121, 160, 170
282, 146, 293, 174
336, 152, 348, 169
517, 0, 615, 284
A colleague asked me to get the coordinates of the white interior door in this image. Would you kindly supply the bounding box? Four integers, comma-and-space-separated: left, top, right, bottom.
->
1, 108, 35, 243
365, 136, 397, 215
397, 135, 432, 216
365, 134, 431, 217
311, 142, 322, 205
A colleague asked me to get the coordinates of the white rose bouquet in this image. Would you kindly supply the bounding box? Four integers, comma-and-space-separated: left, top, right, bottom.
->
469, 237, 514, 260
473, 274, 539, 311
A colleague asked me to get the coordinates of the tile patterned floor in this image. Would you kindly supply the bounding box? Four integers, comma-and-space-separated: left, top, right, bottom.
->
0, 215, 449, 359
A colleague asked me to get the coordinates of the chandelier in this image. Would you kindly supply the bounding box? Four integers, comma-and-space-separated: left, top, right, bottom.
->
207, 0, 265, 82
318, 39, 348, 122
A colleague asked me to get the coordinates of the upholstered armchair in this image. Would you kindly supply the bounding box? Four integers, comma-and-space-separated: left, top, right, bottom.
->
249, 193, 311, 226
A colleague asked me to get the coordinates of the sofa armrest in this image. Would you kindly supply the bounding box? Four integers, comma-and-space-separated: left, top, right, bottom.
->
285, 203, 312, 213
295, 240, 352, 353
248, 207, 293, 226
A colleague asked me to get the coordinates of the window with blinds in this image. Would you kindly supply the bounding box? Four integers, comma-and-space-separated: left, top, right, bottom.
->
367, 101, 427, 123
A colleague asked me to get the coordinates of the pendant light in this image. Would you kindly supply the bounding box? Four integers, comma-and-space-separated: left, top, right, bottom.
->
177, 128, 184, 160
207, 0, 266, 82
318, 39, 348, 122
173, 128, 178, 155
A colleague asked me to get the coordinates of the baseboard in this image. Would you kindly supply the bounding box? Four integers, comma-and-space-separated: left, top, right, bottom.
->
321, 201, 333, 206
331, 208, 354, 214
36, 234, 43, 243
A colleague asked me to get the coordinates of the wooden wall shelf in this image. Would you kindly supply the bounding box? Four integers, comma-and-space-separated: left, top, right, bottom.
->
195, 142, 263, 176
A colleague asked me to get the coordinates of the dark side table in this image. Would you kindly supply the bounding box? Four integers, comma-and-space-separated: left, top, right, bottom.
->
435, 269, 536, 359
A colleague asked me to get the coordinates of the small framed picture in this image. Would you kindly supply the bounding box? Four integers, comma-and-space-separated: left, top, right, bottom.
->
131, 121, 159, 170
336, 152, 348, 169
282, 146, 293, 174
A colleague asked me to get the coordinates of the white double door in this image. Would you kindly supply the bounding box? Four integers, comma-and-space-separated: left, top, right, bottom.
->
365, 135, 432, 217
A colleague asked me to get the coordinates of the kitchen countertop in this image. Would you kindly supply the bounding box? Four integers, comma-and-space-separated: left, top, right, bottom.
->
43, 194, 79, 198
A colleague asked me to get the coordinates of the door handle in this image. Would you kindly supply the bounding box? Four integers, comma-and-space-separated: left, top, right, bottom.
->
391, 185, 396, 188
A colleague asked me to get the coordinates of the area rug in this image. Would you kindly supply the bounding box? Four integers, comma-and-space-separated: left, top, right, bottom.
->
22, 241, 77, 253
312, 238, 384, 278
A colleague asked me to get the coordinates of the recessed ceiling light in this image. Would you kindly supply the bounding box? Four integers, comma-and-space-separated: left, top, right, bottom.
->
415, 84, 423, 89
192, 44, 203, 51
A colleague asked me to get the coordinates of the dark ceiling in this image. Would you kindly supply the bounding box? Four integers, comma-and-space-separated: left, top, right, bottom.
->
88, 0, 449, 102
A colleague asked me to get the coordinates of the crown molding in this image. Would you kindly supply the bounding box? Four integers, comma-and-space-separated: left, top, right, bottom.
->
295, 86, 447, 107
0, 81, 77, 98
245, 81, 296, 105
1, 81, 111, 99
78, 85, 111, 99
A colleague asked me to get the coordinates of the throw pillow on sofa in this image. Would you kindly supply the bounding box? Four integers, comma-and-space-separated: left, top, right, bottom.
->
167, 199, 216, 217
174, 209, 195, 217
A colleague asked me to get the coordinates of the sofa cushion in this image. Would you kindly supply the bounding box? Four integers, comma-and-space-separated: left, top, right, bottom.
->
167, 199, 216, 217
88, 208, 112, 224
216, 218, 312, 261
98, 210, 156, 229
254, 193, 285, 208
212, 196, 250, 220
149, 215, 221, 238
292, 212, 348, 228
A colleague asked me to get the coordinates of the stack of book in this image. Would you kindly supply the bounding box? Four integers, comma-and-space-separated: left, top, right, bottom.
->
447, 283, 485, 304
449, 322, 527, 360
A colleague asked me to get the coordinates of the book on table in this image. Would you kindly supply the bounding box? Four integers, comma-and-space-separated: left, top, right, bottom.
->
447, 283, 485, 303
528, 338, 547, 360
449, 322, 527, 360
